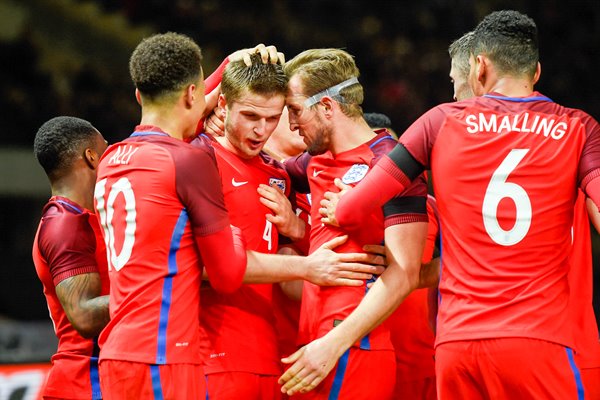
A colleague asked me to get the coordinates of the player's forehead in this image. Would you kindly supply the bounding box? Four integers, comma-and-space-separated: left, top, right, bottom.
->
230, 91, 285, 117
285, 75, 309, 105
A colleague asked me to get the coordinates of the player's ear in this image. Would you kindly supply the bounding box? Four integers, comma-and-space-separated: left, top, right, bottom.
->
320, 96, 334, 118
184, 84, 196, 109
533, 62, 541, 85
83, 147, 98, 170
217, 93, 228, 118
475, 55, 486, 84
135, 88, 142, 106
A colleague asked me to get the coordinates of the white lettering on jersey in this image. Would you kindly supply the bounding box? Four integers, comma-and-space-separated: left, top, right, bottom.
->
107, 145, 139, 165
465, 112, 568, 140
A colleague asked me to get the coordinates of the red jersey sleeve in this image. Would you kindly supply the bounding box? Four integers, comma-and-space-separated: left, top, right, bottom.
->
577, 111, 600, 191
204, 57, 229, 95
173, 139, 246, 293
368, 130, 428, 227
37, 205, 99, 286
335, 106, 447, 229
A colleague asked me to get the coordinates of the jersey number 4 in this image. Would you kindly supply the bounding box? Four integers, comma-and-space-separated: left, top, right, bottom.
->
95, 178, 136, 271
482, 149, 532, 246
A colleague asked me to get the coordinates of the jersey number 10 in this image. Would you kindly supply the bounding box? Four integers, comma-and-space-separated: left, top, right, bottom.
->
95, 178, 136, 271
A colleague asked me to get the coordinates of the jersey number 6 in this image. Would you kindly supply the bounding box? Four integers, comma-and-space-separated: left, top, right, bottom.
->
482, 149, 532, 246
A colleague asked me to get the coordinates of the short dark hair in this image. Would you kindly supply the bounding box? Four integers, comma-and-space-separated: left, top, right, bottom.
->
221, 53, 288, 104
364, 112, 392, 129
471, 10, 538, 77
34, 116, 98, 179
129, 32, 203, 101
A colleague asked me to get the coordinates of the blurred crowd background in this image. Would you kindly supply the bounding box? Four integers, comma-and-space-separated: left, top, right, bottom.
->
0, 0, 599, 361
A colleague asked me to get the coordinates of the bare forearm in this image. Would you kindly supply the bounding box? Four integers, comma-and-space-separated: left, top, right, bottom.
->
243, 251, 307, 284
56, 273, 110, 338
78, 295, 110, 337
318, 222, 427, 351
324, 259, 418, 352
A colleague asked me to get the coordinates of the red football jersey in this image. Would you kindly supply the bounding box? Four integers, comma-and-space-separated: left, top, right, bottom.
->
199, 139, 291, 375
95, 126, 230, 365
399, 92, 600, 349
570, 191, 600, 368
286, 130, 428, 350
32, 196, 109, 399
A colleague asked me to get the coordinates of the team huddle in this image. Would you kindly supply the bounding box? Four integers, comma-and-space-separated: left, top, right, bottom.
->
31, 9, 599, 400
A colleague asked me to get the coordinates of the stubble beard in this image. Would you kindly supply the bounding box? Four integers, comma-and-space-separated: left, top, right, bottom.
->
306, 123, 331, 156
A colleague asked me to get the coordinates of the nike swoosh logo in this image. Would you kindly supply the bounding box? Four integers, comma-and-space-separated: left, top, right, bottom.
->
313, 169, 324, 177
231, 178, 248, 187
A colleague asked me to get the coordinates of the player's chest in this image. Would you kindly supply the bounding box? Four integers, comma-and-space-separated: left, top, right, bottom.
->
217, 158, 288, 196
307, 157, 371, 199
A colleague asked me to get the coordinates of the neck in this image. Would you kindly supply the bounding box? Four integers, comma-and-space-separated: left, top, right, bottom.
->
330, 117, 376, 155
51, 173, 94, 211
485, 76, 535, 98
140, 105, 190, 140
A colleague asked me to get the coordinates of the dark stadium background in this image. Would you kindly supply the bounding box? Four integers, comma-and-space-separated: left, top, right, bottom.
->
0, 0, 598, 361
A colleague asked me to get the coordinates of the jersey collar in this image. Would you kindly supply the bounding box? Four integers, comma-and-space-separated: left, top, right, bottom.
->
483, 91, 553, 103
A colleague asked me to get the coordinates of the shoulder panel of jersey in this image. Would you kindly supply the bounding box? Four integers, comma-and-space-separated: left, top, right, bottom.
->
36, 197, 103, 286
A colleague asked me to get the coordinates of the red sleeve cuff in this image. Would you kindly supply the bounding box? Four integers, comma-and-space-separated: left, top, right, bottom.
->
384, 213, 429, 228
53, 265, 99, 287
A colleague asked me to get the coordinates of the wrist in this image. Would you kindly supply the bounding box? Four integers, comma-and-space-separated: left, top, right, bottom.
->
322, 327, 353, 359
289, 217, 306, 242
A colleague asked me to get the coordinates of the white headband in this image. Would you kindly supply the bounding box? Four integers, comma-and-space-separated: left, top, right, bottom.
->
303, 77, 360, 108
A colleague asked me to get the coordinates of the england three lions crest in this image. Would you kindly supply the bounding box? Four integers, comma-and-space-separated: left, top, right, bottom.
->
342, 164, 369, 184
269, 177, 287, 192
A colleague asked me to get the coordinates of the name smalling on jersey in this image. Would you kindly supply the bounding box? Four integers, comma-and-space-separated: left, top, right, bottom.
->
465, 112, 568, 140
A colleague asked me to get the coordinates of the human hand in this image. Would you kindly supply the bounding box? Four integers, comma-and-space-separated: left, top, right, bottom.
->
319, 178, 352, 227
203, 107, 225, 137
258, 184, 305, 241
305, 235, 385, 286
228, 43, 285, 66
362, 244, 388, 288
279, 335, 345, 396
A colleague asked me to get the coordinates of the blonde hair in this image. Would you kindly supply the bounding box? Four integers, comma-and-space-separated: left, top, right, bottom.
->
284, 49, 363, 118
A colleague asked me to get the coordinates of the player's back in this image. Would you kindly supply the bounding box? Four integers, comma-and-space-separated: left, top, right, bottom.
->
427, 93, 595, 349
95, 130, 222, 365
